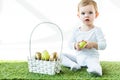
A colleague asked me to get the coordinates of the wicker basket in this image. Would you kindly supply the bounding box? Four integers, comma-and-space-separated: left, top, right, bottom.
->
28, 22, 63, 75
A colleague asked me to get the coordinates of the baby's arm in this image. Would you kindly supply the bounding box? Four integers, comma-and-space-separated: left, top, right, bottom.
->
69, 28, 78, 50
74, 41, 98, 50
84, 28, 106, 50
95, 28, 106, 50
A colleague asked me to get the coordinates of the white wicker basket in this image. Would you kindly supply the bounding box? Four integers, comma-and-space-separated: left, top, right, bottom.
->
28, 22, 63, 75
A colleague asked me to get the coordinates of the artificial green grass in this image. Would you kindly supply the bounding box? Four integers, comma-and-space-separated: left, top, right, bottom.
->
0, 60, 120, 80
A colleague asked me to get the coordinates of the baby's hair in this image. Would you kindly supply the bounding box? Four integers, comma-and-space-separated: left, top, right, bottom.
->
78, 0, 98, 13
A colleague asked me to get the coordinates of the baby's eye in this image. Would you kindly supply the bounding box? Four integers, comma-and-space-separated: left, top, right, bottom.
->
81, 12, 85, 15
89, 11, 93, 14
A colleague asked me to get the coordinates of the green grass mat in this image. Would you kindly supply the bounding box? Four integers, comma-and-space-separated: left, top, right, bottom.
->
0, 61, 120, 79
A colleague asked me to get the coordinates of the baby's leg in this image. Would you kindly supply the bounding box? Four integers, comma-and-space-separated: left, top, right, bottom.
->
61, 53, 80, 70
76, 54, 87, 67
86, 56, 102, 76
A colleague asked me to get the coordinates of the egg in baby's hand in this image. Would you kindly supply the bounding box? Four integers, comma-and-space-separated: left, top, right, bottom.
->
79, 41, 87, 49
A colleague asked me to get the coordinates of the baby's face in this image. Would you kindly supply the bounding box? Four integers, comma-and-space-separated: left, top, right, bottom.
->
78, 5, 97, 26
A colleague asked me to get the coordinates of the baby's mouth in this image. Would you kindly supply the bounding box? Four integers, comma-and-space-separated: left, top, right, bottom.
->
85, 19, 90, 21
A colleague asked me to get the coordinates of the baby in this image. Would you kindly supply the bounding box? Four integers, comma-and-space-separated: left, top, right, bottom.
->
62, 0, 106, 77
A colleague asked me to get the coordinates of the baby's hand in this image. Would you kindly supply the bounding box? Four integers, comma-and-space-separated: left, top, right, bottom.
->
85, 41, 98, 49
74, 42, 81, 51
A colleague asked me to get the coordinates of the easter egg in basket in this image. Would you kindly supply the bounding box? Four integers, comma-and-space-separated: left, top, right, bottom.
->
41, 50, 50, 61
35, 52, 41, 60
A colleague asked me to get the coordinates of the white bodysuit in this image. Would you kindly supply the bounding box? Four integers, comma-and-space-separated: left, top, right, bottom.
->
62, 26, 106, 76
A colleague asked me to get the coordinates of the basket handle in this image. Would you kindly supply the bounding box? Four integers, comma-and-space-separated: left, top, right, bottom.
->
29, 22, 63, 59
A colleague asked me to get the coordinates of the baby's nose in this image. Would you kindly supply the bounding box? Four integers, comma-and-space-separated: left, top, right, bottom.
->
85, 13, 89, 17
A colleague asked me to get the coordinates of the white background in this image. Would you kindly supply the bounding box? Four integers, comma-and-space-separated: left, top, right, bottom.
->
0, 0, 120, 61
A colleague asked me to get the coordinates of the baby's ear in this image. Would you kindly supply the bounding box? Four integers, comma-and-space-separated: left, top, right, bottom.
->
95, 12, 99, 18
